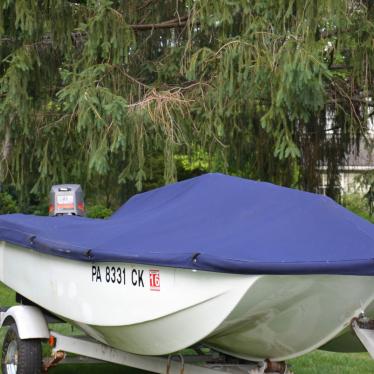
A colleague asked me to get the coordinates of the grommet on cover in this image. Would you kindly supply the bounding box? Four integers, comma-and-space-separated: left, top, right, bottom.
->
191, 253, 200, 264
29, 235, 36, 245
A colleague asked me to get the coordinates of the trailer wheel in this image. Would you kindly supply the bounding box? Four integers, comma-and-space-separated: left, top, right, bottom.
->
1, 323, 42, 374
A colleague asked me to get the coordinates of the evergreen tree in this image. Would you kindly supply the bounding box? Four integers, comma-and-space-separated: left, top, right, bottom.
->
0, 0, 373, 206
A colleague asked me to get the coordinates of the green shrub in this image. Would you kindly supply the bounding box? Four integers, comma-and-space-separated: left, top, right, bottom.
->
86, 204, 113, 219
0, 192, 19, 214
342, 194, 374, 223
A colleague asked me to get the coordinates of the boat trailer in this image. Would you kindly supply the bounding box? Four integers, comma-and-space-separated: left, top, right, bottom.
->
43, 331, 292, 374
0, 305, 374, 374
3, 305, 374, 374
0, 305, 294, 374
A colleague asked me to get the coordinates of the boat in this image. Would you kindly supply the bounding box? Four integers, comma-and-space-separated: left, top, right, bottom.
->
1, 173, 374, 363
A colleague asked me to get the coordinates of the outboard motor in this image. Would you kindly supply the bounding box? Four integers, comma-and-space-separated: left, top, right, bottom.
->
49, 184, 85, 216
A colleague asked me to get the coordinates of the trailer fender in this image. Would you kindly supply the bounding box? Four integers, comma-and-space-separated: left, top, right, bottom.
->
0, 305, 49, 339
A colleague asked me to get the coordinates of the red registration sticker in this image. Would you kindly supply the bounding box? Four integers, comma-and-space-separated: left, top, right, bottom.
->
149, 270, 160, 291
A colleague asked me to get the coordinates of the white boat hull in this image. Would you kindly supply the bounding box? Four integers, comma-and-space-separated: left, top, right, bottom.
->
1, 241, 374, 361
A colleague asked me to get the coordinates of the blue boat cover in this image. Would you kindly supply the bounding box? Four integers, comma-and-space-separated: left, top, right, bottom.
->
1, 173, 374, 275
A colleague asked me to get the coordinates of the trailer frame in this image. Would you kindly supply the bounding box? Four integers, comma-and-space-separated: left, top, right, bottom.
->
0, 305, 294, 374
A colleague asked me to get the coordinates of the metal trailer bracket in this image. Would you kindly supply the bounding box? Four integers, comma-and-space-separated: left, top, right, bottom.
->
352, 320, 374, 359
49, 331, 289, 374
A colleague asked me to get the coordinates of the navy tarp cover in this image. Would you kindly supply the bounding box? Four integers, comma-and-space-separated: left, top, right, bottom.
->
1, 173, 374, 275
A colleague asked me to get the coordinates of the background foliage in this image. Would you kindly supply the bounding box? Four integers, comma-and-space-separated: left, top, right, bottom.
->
0, 0, 374, 210
0, 192, 18, 214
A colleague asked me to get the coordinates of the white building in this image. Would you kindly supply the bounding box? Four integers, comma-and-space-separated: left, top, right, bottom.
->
320, 141, 374, 195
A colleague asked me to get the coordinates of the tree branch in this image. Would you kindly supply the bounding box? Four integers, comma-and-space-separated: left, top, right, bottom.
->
1, 14, 192, 46
129, 15, 189, 30
328, 97, 374, 106
136, 0, 158, 12
329, 64, 352, 70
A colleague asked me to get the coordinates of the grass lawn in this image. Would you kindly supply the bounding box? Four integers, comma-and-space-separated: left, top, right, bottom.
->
1, 282, 374, 373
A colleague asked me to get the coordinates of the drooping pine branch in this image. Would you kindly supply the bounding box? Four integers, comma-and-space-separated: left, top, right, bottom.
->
0, 15, 192, 47
1, 0, 374, 205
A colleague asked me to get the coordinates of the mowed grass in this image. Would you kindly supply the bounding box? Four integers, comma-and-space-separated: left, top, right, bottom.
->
1, 282, 374, 373
289, 351, 374, 373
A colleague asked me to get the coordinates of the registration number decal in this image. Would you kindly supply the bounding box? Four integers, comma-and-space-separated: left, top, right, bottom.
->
91, 265, 161, 291
91, 265, 144, 287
